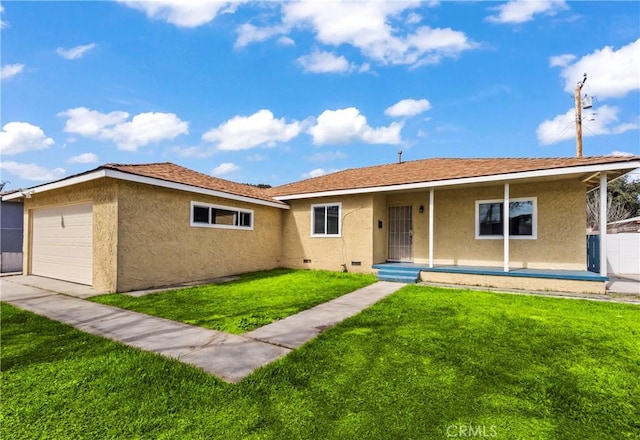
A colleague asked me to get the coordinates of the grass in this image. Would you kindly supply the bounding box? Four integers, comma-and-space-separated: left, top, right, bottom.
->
3, 285, 639, 439
90, 269, 377, 333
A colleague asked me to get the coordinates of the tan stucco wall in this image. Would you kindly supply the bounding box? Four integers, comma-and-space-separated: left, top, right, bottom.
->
280, 194, 374, 273
419, 271, 605, 294
22, 179, 118, 292
281, 178, 587, 273
372, 194, 387, 264
431, 179, 586, 270
115, 181, 282, 291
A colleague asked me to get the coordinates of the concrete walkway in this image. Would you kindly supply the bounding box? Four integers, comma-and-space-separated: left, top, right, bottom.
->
1, 276, 402, 383
607, 274, 640, 295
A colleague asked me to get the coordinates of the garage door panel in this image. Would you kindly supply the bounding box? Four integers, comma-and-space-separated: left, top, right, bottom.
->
32, 204, 93, 285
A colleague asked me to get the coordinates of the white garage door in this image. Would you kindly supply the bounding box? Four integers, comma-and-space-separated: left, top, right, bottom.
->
32, 203, 93, 285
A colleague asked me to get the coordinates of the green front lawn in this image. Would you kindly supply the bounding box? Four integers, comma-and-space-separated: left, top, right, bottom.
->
3, 285, 639, 439
90, 269, 376, 333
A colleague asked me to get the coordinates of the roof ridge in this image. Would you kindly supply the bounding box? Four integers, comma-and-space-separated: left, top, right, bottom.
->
104, 162, 281, 204
269, 155, 640, 196
164, 163, 269, 189
103, 162, 173, 168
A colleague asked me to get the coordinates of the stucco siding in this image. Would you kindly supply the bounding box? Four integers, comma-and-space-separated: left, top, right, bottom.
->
431, 180, 586, 270
280, 195, 374, 273
22, 179, 118, 292
372, 194, 387, 264
115, 181, 282, 291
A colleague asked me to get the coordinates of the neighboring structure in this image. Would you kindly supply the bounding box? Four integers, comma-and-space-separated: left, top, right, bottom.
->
0, 195, 24, 273
606, 217, 640, 275
606, 233, 640, 275
3, 156, 639, 294
607, 216, 640, 234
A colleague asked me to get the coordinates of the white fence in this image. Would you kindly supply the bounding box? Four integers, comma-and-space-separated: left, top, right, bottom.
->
606, 233, 640, 275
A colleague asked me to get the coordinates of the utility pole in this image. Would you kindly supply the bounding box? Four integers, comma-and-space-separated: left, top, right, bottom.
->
575, 73, 587, 158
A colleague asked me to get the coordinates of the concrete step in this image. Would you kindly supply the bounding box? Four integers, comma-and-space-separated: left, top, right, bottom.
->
376, 269, 420, 283
377, 274, 418, 283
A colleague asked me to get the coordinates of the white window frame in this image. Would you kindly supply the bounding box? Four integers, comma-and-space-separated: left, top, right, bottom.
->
475, 197, 537, 240
190, 201, 254, 230
310, 202, 342, 237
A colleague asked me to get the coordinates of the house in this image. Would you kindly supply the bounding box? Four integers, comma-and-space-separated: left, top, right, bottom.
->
3, 156, 639, 294
0, 193, 24, 273
607, 216, 640, 234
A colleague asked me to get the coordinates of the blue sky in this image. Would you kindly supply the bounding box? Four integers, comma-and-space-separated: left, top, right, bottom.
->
1, 0, 639, 191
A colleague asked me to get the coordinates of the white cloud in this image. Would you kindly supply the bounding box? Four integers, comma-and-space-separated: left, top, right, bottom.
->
0, 5, 8, 29
486, 0, 568, 24
308, 107, 403, 145
302, 168, 340, 179
609, 150, 635, 157
108, 112, 189, 151
235, 23, 286, 48
297, 50, 352, 73
118, 0, 246, 28
306, 151, 347, 162
59, 108, 128, 137
169, 145, 214, 158
247, 153, 267, 161
67, 153, 99, 164
0, 122, 54, 155
406, 12, 422, 25
385, 98, 432, 117
1, 63, 24, 80
552, 39, 640, 99
56, 43, 97, 60
549, 53, 575, 67
59, 107, 189, 151
0, 161, 66, 182
202, 109, 301, 151
211, 162, 239, 176
537, 105, 639, 146
240, 0, 475, 67
277, 36, 295, 46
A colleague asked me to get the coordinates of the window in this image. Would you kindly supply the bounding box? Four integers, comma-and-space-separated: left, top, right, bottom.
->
190, 201, 253, 230
311, 203, 341, 237
475, 198, 536, 239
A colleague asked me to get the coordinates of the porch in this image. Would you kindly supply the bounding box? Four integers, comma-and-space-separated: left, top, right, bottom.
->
372, 263, 608, 294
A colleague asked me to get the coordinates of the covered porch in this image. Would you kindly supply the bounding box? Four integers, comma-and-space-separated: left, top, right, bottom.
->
370, 170, 614, 295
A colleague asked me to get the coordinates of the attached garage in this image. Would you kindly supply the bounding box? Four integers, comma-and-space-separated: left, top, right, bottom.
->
31, 203, 93, 285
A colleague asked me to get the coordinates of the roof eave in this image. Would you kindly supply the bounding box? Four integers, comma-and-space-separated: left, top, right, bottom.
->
273, 160, 640, 201
1, 168, 289, 209
106, 170, 289, 209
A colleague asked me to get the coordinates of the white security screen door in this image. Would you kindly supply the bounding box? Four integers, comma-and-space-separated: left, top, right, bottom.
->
388, 205, 413, 262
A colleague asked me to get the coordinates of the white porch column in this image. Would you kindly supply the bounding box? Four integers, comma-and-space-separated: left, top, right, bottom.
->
503, 183, 510, 272
599, 172, 608, 277
429, 187, 434, 268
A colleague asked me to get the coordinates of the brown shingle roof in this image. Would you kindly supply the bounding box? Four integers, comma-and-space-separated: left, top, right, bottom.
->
103, 162, 283, 205
268, 156, 640, 197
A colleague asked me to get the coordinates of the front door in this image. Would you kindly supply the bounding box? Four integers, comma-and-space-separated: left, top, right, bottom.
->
388, 205, 413, 262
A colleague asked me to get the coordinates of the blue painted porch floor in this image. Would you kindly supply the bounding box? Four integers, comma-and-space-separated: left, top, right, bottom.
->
372, 263, 608, 283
